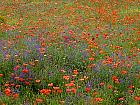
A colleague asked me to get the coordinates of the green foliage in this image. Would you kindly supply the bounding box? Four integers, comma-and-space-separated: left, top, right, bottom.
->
0, 15, 6, 24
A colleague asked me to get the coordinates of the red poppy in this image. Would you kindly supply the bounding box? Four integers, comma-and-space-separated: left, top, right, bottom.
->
19, 78, 24, 82
65, 82, 75, 87
35, 79, 40, 83
16, 65, 20, 69
100, 82, 105, 86
118, 97, 125, 101
96, 34, 99, 38
15, 85, 20, 89
0, 74, 3, 77
121, 70, 127, 75
63, 75, 70, 80
24, 81, 30, 85
93, 91, 98, 96
73, 69, 78, 75
13, 93, 19, 99
23, 63, 28, 67
129, 85, 134, 89
71, 88, 76, 93
36, 98, 43, 103
5, 88, 11, 96
89, 57, 95, 61
53, 87, 60, 90
95, 97, 103, 102
108, 85, 113, 89
112, 76, 119, 83
112, 76, 118, 81
86, 87, 91, 93
129, 90, 134, 95
40, 89, 51, 95
57, 89, 63, 93
22, 69, 29, 73
48, 83, 53, 86
134, 96, 140, 101
66, 88, 71, 93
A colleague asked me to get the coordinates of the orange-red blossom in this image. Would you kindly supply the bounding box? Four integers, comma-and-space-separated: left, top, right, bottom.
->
40, 89, 51, 95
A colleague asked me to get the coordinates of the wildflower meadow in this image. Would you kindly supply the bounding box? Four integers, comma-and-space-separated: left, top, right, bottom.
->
0, 0, 140, 105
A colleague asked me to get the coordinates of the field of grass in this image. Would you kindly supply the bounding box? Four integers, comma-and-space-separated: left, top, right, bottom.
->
0, 0, 140, 105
